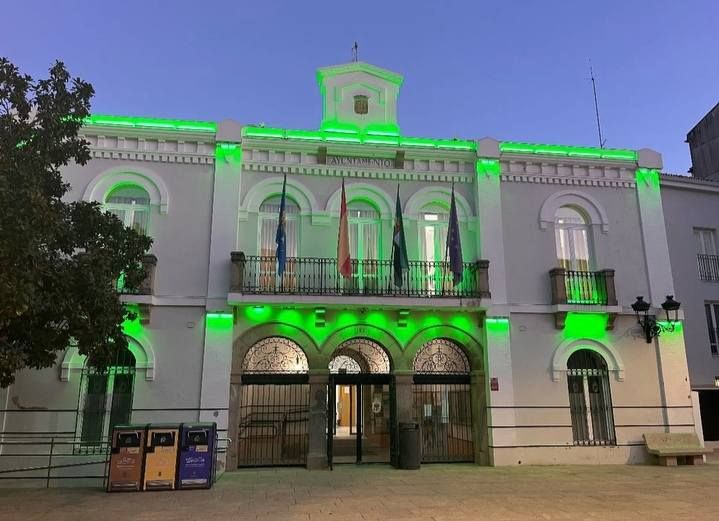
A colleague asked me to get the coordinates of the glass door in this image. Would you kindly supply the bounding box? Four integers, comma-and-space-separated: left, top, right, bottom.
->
328, 380, 392, 464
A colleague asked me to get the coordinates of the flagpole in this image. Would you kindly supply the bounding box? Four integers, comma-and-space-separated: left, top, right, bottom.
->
389, 184, 398, 292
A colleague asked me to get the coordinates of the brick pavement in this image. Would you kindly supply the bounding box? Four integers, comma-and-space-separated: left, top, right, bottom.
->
1, 463, 718, 521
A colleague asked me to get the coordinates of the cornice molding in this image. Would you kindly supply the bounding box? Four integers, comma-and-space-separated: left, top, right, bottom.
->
243, 160, 473, 183
82, 132, 215, 165
500, 159, 636, 188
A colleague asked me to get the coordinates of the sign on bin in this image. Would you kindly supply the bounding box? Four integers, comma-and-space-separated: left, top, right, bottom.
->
107, 426, 145, 492
178, 423, 217, 489
143, 425, 179, 490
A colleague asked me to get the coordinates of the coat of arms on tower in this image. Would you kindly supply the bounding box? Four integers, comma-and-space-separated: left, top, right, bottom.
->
354, 95, 368, 115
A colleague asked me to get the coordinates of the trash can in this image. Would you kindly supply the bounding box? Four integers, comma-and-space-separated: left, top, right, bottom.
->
398, 422, 421, 470
177, 423, 217, 490
107, 425, 146, 492
143, 424, 180, 490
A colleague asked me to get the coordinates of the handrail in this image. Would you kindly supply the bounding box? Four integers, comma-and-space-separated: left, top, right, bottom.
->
0, 434, 230, 488
231, 253, 491, 298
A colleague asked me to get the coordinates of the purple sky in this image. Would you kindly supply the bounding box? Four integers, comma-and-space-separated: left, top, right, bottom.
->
3, 0, 718, 173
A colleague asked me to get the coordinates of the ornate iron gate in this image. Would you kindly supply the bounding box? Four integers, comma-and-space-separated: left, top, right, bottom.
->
413, 377, 473, 462
237, 375, 309, 467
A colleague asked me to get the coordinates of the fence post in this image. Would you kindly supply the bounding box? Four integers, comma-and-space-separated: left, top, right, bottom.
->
599, 269, 617, 306
549, 268, 567, 305
46, 437, 55, 488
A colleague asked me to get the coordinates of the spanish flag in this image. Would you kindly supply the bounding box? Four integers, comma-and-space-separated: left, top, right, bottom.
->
337, 179, 352, 278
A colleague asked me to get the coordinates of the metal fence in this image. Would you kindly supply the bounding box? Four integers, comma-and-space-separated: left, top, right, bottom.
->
563, 270, 609, 305
0, 407, 230, 488
413, 382, 473, 463
237, 382, 309, 467
698, 254, 719, 282
236, 256, 485, 298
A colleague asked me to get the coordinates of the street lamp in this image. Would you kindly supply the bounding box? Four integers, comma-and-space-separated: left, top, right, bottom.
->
631, 295, 681, 343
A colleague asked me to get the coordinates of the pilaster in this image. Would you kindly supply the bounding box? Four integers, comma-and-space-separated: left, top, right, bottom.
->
475, 139, 508, 304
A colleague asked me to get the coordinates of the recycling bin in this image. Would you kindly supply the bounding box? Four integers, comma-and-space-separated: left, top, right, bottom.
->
107, 425, 146, 492
398, 422, 421, 470
142, 424, 179, 490
177, 422, 217, 489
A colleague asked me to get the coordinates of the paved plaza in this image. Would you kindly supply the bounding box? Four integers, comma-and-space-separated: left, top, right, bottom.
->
1, 463, 718, 521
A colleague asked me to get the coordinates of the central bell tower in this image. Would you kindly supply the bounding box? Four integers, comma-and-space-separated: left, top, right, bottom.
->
316, 62, 403, 136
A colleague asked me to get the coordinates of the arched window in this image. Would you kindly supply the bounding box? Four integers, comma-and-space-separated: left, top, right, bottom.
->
554, 206, 591, 271
348, 201, 381, 291
419, 203, 449, 293
77, 345, 136, 450
329, 338, 390, 374
555, 206, 592, 271
105, 186, 151, 235
258, 196, 299, 290
241, 337, 308, 374
258, 196, 299, 258
567, 350, 616, 446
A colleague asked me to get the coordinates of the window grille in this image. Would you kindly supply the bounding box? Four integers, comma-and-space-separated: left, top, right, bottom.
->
567, 350, 615, 446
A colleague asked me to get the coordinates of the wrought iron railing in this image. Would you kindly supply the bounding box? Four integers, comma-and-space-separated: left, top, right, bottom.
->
118, 254, 157, 295
549, 268, 617, 306
231, 253, 490, 298
698, 254, 719, 282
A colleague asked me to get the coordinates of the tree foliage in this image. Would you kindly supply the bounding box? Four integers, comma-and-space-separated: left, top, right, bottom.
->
0, 58, 152, 387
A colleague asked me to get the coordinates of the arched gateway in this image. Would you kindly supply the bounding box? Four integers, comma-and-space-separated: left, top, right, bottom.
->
236, 337, 310, 467
412, 339, 474, 462
328, 338, 393, 465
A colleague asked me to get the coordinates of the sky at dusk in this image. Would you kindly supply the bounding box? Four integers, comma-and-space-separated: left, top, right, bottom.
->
2, 0, 718, 173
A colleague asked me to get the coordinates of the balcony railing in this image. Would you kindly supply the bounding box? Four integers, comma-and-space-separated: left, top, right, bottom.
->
118, 254, 157, 295
698, 254, 719, 282
549, 268, 617, 306
231, 252, 490, 298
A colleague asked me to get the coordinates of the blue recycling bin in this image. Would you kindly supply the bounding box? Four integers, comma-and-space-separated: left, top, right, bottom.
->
177, 423, 217, 489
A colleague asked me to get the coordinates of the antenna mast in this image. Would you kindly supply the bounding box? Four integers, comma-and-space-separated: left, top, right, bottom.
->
589, 62, 606, 148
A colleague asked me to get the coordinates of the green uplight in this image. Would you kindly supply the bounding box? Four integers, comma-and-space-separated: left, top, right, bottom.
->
500, 141, 636, 162
476, 158, 501, 177
485, 317, 510, 332
658, 321, 683, 333
563, 312, 608, 339
206, 312, 233, 330
122, 304, 143, 336
216, 142, 242, 163
242, 126, 476, 152
635, 168, 660, 189
83, 114, 216, 133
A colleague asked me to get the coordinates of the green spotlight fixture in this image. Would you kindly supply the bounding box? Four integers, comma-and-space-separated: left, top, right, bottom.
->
631, 295, 681, 343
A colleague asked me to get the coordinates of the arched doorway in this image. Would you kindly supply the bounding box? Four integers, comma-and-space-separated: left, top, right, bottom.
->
328, 338, 393, 465
412, 339, 473, 462
237, 336, 310, 467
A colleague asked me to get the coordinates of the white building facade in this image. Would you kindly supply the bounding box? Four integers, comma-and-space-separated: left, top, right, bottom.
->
0, 62, 703, 480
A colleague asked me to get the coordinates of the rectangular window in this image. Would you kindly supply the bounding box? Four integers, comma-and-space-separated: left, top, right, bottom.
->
696, 228, 719, 281
695, 228, 717, 255
705, 303, 719, 356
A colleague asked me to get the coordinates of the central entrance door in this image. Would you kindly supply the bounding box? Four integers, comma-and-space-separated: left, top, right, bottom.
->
328, 374, 393, 465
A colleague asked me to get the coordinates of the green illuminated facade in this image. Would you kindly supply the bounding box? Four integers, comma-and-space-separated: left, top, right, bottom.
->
1, 59, 703, 484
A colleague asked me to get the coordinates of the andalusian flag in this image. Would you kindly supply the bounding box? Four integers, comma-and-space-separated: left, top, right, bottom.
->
275, 174, 287, 276
337, 179, 352, 278
391, 185, 409, 287
446, 183, 464, 287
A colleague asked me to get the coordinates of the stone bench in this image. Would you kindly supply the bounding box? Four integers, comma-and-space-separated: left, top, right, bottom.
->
643, 433, 713, 466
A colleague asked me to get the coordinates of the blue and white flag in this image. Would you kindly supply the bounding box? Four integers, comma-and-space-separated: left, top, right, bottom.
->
276, 175, 287, 276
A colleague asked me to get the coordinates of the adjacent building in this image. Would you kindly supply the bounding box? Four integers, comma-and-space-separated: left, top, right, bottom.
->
0, 62, 704, 482
687, 102, 719, 181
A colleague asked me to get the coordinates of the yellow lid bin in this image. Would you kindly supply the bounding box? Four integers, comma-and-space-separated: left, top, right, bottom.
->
142, 424, 179, 491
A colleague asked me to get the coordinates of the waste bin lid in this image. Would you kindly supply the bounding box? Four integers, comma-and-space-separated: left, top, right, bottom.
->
399, 422, 419, 429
